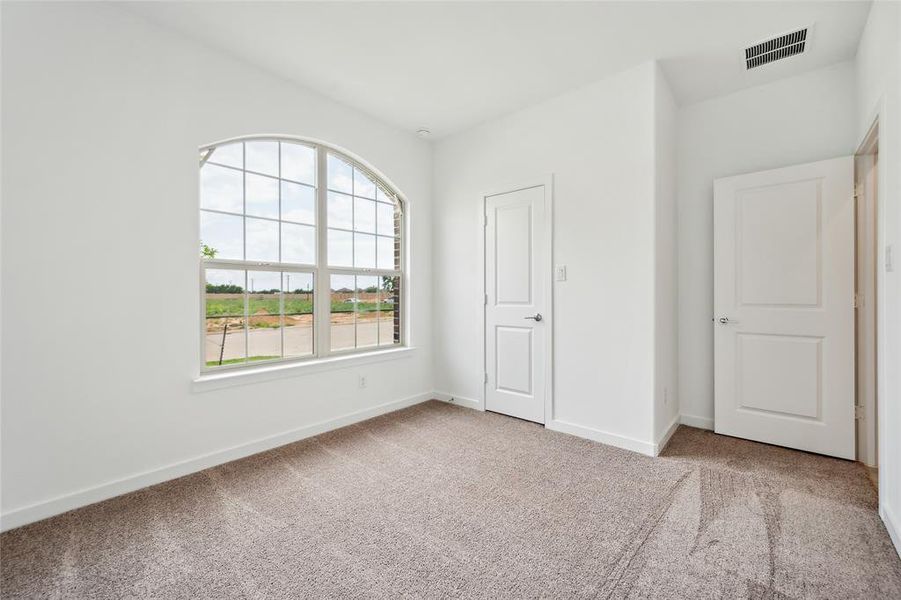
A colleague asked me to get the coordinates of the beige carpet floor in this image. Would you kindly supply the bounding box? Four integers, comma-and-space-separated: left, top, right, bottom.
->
2, 400, 900, 599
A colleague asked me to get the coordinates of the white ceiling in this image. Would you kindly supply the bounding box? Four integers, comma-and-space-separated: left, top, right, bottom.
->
129, 1, 871, 139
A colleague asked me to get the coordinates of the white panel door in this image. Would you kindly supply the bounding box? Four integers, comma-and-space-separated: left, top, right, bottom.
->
714, 156, 855, 459
485, 184, 548, 423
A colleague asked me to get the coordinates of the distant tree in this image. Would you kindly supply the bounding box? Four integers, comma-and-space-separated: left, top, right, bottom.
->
206, 283, 244, 294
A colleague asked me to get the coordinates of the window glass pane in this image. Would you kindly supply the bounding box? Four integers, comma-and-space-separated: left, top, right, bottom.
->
205, 269, 245, 317
327, 154, 353, 194
245, 141, 279, 177
245, 173, 279, 219
205, 269, 246, 367
327, 191, 353, 230
207, 143, 243, 169
356, 275, 379, 348
376, 202, 396, 236
206, 317, 247, 367
280, 142, 315, 185
328, 229, 353, 267
245, 218, 279, 262
377, 235, 396, 270
330, 274, 356, 351
354, 233, 376, 268
247, 270, 281, 363
354, 197, 376, 233
379, 276, 401, 346
201, 164, 243, 214
201, 211, 243, 260
353, 168, 376, 199
281, 222, 315, 265
284, 272, 314, 357
281, 181, 315, 224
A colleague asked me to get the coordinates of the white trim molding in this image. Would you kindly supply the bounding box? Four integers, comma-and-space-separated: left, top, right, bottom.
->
653, 415, 681, 456
192, 346, 415, 392
432, 391, 482, 411
680, 413, 714, 431
881, 503, 901, 559
0, 391, 433, 533
546, 419, 656, 457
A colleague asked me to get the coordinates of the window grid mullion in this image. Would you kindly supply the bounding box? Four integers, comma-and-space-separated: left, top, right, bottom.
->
242, 143, 248, 364
278, 142, 285, 360
241, 141, 247, 263
201, 207, 314, 228
351, 166, 356, 269
316, 146, 330, 358
243, 269, 249, 365
280, 272, 285, 361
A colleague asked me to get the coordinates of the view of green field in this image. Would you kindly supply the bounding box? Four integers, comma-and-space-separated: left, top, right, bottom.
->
203, 277, 400, 367
205, 296, 395, 318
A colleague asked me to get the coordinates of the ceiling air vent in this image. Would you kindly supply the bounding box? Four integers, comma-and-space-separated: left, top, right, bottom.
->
745, 28, 807, 70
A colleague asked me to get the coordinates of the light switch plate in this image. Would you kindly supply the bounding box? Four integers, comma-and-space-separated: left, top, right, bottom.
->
555, 265, 567, 281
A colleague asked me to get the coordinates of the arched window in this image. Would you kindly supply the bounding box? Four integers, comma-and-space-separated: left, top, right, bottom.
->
199, 137, 404, 370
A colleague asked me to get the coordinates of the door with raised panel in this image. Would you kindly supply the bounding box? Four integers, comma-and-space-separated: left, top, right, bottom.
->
485, 184, 548, 423
713, 156, 854, 459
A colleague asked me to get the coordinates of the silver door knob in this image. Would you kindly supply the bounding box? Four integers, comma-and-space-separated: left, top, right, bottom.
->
525, 313, 543, 322
718, 317, 730, 324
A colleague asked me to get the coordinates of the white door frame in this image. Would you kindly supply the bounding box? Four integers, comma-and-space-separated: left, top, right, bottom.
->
855, 119, 879, 468
858, 98, 893, 541
479, 175, 554, 423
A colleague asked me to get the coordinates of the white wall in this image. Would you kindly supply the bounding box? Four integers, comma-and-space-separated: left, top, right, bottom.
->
855, 0, 901, 555
654, 66, 679, 445
433, 63, 663, 453
0, 3, 433, 528
676, 61, 858, 429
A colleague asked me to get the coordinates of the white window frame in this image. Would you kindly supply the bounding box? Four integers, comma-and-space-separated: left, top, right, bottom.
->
198, 135, 407, 374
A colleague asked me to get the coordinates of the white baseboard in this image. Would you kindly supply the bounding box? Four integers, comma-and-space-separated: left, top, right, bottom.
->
881, 502, 901, 559
653, 415, 681, 456
680, 413, 714, 431
546, 419, 655, 456
0, 392, 434, 533
432, 390, 482, 411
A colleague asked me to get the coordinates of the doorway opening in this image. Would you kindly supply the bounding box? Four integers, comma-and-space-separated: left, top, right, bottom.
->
855, 119, 879, 488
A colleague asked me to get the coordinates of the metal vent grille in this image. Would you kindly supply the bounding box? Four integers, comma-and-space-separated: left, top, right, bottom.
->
745, 28, 807, 69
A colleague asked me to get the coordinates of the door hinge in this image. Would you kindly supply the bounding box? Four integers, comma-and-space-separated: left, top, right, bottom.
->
853, 292, 864, 308
854, 184, 863, 199
484, 293, 488, 305
484, 373, 488, 384
855, 405, 864, 420
483, 214, 488, 227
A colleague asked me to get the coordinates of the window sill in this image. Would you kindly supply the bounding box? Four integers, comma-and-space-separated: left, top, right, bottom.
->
191, 346, 415, 393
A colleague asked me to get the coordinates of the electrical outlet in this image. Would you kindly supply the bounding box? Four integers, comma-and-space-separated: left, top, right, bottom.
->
555, 265, 567, 281
358, 375, 367, 389
887, 244, 895, 272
